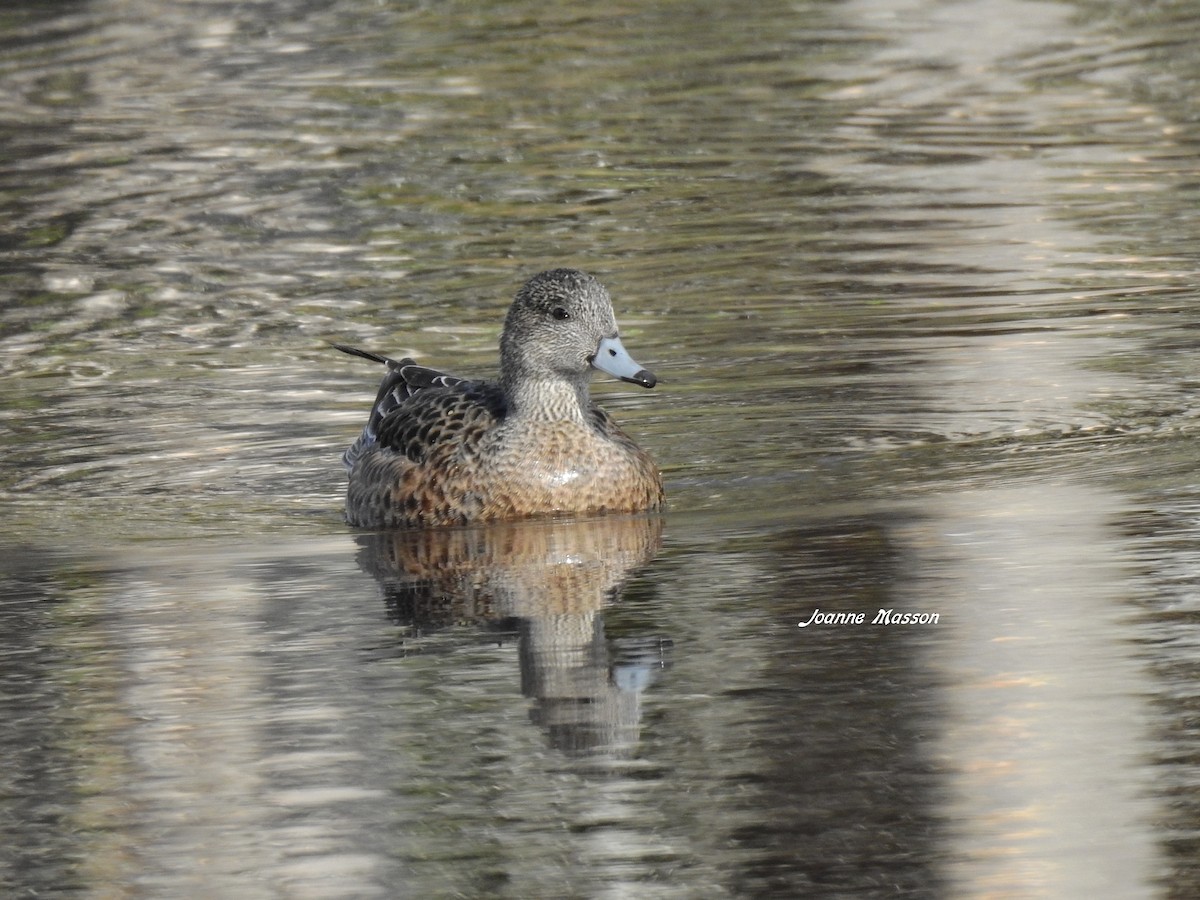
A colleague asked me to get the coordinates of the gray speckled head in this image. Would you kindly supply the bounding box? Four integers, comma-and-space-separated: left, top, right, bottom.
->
500, 269, 655, 393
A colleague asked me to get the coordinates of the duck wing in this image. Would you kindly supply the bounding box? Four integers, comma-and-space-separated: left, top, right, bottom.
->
334, 343, 502, 471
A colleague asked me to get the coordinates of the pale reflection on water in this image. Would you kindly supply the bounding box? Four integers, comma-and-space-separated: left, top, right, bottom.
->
2, 0, 1199, 895
905, 482, 1161, 897
37, 520, 667, 896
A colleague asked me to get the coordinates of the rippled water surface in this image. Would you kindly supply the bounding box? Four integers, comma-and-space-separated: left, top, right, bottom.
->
4, 0, 1200, 896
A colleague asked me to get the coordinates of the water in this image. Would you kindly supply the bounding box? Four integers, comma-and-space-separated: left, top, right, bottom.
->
2, 0, 1199, 896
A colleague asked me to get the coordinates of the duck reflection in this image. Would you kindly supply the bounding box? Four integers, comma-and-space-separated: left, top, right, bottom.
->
355, 514, 665, 756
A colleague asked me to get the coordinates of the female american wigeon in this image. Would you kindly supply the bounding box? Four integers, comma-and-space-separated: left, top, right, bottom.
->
336, 268, 664, 528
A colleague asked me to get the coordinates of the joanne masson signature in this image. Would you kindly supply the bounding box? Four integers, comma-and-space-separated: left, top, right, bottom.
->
797, 608, 940, 627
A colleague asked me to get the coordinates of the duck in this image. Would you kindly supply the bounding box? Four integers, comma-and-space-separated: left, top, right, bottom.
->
336, 268, 664, 527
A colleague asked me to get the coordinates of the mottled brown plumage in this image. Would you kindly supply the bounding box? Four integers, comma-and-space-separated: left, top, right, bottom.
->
338, 269, 664, 528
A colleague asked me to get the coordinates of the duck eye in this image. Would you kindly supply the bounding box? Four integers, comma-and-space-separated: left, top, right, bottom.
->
551, 306, 570, 321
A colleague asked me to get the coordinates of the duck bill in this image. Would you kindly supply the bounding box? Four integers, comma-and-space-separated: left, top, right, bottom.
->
591, 335, 657, 388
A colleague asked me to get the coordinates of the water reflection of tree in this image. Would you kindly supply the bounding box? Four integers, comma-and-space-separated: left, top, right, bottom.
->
355, 515, 665, 757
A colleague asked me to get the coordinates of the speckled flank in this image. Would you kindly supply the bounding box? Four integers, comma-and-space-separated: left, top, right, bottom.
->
339, 269, 664, 528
